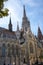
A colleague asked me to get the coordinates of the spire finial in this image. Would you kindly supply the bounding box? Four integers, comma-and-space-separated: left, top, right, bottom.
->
23, 5, 26, 17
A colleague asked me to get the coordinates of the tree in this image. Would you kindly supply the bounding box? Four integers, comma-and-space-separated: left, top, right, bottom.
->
0, 0, 9, 18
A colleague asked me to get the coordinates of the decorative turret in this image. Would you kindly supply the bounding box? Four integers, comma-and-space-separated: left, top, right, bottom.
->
38, 26, 42, 40
8, 16, 12, 32
22, 5, 30, 32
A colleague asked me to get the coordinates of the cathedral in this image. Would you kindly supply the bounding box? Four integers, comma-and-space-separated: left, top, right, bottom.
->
0, 5, 43, 65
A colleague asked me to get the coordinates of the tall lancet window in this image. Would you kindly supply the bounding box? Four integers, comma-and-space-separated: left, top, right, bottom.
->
11, 44, 14, 56
2, 43, 6, 57
8, 44, 11, 57
30, 43, 33, 53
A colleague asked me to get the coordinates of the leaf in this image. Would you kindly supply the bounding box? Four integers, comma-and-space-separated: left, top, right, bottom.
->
0, 12, 3, 18
0, 8, 9, 17
0, 0, 9, 18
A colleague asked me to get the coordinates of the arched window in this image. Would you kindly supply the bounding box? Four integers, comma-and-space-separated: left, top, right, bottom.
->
30, 43, 33, 53
7, 44, 11, 57
23, 57, 26, 63
2, 43, 6, 57
11, 44, 14, 56
16, 45, 18, 56
3, 62, 6, 65
0, 47, 1, 57
16, 45, 20, 57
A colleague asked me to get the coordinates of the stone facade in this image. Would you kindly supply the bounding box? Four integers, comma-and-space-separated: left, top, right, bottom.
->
0, 5, 43, 65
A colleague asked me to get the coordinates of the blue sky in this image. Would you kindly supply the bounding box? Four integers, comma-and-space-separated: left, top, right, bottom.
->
0, 0, 43, 35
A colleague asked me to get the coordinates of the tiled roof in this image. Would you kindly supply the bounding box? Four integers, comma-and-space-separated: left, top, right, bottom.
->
0, 27, 15, 35
2, 29, 16, 35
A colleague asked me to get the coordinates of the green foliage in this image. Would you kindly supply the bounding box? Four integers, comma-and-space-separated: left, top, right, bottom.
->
0, 0, 9, 18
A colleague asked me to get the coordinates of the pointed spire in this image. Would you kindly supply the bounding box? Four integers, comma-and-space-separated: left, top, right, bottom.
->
22, 5, 30, 32
38, 26, 42, 34
17, 21, 19, 31
23, 5, 26, 17
8, 15, 12, 32
9, 16, 12, 24
38, 26, 42, 40
9, 13, 12, 25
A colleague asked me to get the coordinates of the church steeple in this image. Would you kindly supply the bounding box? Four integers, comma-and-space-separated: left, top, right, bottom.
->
8, 16, 12, 32
22, 5, 30, 32
17, 21, 19, 31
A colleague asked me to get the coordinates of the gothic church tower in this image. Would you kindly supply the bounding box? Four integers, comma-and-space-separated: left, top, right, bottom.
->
22, 5, 30, 32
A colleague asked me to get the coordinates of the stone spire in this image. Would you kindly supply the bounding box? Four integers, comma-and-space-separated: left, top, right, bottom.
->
22, 5, 30, 32
17, 21, 19, 31
38, 26, 42, 40
23, 5, 26, 17
8, 16, 12, 32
